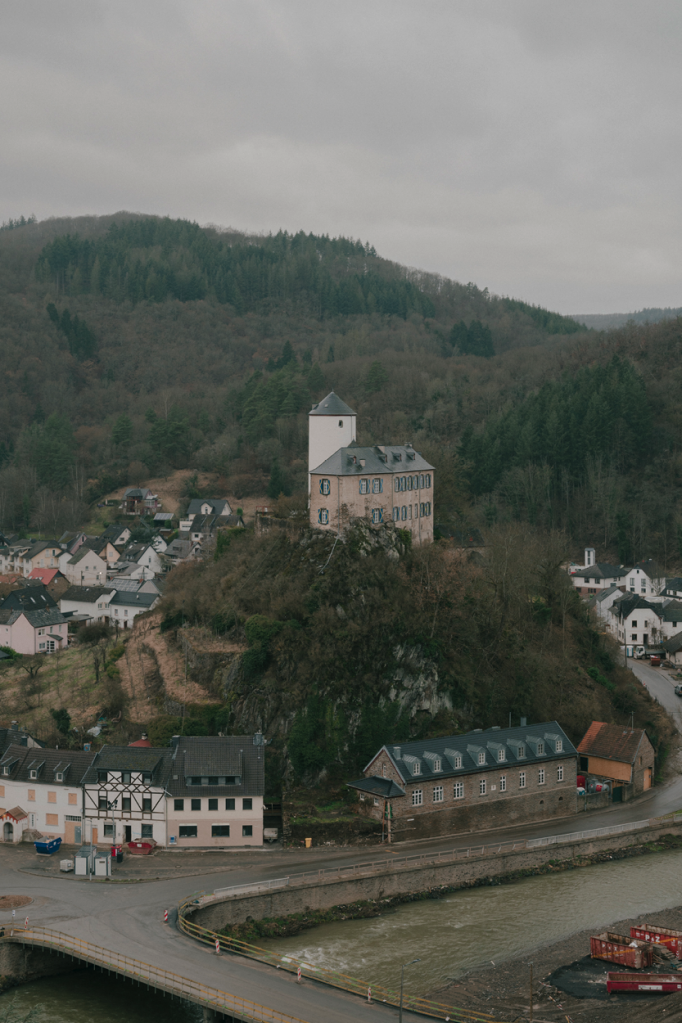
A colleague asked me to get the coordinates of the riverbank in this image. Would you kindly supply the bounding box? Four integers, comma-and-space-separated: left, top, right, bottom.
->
219, 830, 682, 944
434, 904, 682, 1022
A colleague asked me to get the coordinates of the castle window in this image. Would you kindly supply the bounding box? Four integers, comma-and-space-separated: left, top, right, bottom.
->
407, 476, 412, 491
413, 475, 419, 489
425, 502, 431, 516
394, 477, 400, 491
393, 507, 399, 521
420, 503, 425, 517
318, 509, 329, 524
426, 474, 431, 488
401, 506, 407, 521
419, 474, 424, 488
372, 478, 383, 493
359, 479, 369, 494
400, 477, 406, 491
371, 508, 383, 524
319, 479, 330, 496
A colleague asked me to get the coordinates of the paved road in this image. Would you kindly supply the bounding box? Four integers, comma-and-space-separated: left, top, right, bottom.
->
627, 656, 682, 728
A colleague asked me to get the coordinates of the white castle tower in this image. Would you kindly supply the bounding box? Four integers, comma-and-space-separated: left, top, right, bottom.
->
308, 391, 356, 490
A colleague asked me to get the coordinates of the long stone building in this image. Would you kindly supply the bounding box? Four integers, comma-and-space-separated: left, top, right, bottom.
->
350, 721, 577, 841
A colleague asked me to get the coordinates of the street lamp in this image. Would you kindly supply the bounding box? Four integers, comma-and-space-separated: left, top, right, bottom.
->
399, 958, 421, 1023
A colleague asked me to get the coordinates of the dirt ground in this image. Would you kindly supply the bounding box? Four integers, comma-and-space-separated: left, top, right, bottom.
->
99, 468, 266, 522
435, 905, 682, 1022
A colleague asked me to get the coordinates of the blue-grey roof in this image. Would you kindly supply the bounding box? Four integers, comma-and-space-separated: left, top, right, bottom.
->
347, 777, 405, 798
82, 745, 173, 785
309, 391, 355, 417
367, 721, 576, 784
168, 735, 265, 798
312, 444, 434, 477
109, 590, 158, 608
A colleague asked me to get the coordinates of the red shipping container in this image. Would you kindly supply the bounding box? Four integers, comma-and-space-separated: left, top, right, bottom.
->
631, 923, 682, 958
607, 972, 682, 994
590, 932, 654, 969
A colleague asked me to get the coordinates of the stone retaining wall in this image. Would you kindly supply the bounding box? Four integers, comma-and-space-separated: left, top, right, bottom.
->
0, 941, 78, 991
186, 820, 682, 931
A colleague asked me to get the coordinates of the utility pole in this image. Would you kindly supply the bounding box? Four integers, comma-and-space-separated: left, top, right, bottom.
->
529, 961, 533, 1023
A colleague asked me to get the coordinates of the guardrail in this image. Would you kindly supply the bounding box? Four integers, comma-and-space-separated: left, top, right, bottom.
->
176, 910, 495, 1023
208, 813, 682, 901
3, 926, 309, 1023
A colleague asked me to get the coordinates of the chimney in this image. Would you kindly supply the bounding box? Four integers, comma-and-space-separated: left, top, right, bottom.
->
520, 716, 527, 727
393, 746, 401, 760
253, 732, 264, 746
10, 721, 18, 731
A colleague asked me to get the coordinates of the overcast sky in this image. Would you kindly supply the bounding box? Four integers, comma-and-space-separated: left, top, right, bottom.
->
3, 1, 681, 314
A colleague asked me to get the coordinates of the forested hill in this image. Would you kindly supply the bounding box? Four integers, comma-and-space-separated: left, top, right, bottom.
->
2, 211, 682, 569
575, 307, 682, 330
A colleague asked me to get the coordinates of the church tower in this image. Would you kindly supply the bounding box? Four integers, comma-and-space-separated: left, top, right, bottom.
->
308, 392, 356, 490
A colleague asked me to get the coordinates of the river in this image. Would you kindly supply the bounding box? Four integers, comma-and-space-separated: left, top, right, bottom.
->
261, 849, 682, 996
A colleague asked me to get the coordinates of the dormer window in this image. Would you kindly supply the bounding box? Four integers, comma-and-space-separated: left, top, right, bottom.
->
537, 741, 544, 755
518, 746, 525, 758
29, 769, 37, 780
412, 762, 421, 775
478, 751, 485, 765
497, 749, 505, 762
2, 765, 10, 776
433, 759, 441, 772
556, 739, 562, 752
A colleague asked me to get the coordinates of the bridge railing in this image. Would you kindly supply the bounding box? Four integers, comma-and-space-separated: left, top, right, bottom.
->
176, 911, 495, 1023
2, 925, 310, 1023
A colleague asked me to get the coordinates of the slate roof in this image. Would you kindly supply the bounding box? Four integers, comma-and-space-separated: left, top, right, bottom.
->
0, 588, 57, 611
81, 745, 173, 785
22, 608, 68, 628
120, 542, 154, 562
109, 590, 158, 609
309, 391, 355, 417
630, 559, 663, 579
364, 721, 575, 785
663, 632, 682, 654
312, 443, 434, 477
187, 499, 231, 517
660, 600, 682, 623
611, 595, 661, 620
68, 548, 105, 566
0, 742, 94, 783
577, 721, 648, 765
0, 728, 44, 755
168, 736, 265, 798
101, 525, 130, 544
61, 585, 115, 604
573, 562, 625, 580
347, 777, 405, 798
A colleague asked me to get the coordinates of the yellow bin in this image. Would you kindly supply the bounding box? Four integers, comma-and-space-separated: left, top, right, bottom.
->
305, 837, 312, 849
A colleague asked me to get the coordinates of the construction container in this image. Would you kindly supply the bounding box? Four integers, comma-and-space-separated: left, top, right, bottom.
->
590, 931, 654, 969
631, 923, 682, 958
59, 859, 74, 872
34, 837, 62, 855
94, 854, 111, 877
607, 972, 682, 994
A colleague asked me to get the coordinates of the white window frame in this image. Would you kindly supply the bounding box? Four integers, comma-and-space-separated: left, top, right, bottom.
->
433, 759, 441, 772
318, 508, 329, 525
412, 761, 421, 776
497, 749, 505, 762
499, 775, 506, 792
556, 739, 563, 752
519, 772, 526, 788
359, 479, 369, 494
433, 785, 443, 803
478, 751, 485, 765
412, 789, 423, 806
453, 782, 464, 799
557, 765, 564, 782
539, 768, 545, 785
479, 779, 487, 796
319, 479, 330, 496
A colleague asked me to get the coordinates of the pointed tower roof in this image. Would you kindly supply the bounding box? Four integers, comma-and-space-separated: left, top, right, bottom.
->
309, 391, 355, 416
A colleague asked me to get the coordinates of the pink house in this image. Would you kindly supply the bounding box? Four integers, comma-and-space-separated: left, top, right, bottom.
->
0, 608, 69, 654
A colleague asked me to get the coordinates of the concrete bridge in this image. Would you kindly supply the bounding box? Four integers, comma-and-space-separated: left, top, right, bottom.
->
1, 772, 681, 1022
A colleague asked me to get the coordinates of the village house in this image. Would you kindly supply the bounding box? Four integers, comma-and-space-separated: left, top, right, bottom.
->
108, 589, 159, 628
166, 735, 265, 848
609, 594, 663, 647
577, 721, 654, 800
0, 745, 95, 844
0, 541, 63, 579
59, 585, 116, 625
624, 560, 665, 597
60, 547, 107, 587
100, 524, 131, 547
349, 721, 577, 841
82, 745, 172, 847
0, 607, 69, 655
663, 632, 682, 665
82, 537, 121, 567
587, 584, 625, 627
569, 549, 627, 595
308, 393, 434, 543
120, 488, 160, 516
119, 541, 164, 577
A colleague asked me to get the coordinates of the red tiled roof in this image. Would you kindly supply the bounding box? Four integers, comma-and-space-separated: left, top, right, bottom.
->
128, 737, 152, 747
28, 569, 60, 584
577, 721, 645, 764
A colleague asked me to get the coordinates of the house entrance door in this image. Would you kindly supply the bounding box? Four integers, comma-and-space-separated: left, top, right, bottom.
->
74, 826, 82, 844
46, 640, 55, 653
3, 822, 13, 841
125, 825, 132, 842
643, 633, 649, 646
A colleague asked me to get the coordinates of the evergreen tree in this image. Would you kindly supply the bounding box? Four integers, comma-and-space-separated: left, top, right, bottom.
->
111, 414, 133, 451
267, 458, 291, 499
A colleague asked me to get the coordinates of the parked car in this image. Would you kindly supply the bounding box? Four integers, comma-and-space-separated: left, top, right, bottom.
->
674, 685, 682, 697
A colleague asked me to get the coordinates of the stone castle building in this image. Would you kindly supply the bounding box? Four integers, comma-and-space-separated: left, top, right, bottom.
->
308, 392, 435, 544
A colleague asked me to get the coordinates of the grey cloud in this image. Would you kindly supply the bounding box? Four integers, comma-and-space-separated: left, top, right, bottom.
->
2, 0, 682, 312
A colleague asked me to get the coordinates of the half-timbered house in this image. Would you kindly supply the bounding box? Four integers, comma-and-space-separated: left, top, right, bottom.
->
81, 746, 173, 847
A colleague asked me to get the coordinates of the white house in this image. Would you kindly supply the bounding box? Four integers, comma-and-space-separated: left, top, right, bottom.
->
108, 589, 159, 628
587, 584, 625, 628
0, 607, 69, 655
0, 744, 94, 844
119, 542, 164, 577
623, 560, 665, 598
308, 392, 357, 492
61, 548, 107, 587
59, 585, 116, 625
611, 595, 663, 648
569, 548, 626, 595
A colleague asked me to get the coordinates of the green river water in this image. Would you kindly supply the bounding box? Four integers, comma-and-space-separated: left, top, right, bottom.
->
2, 849, 682, 1017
